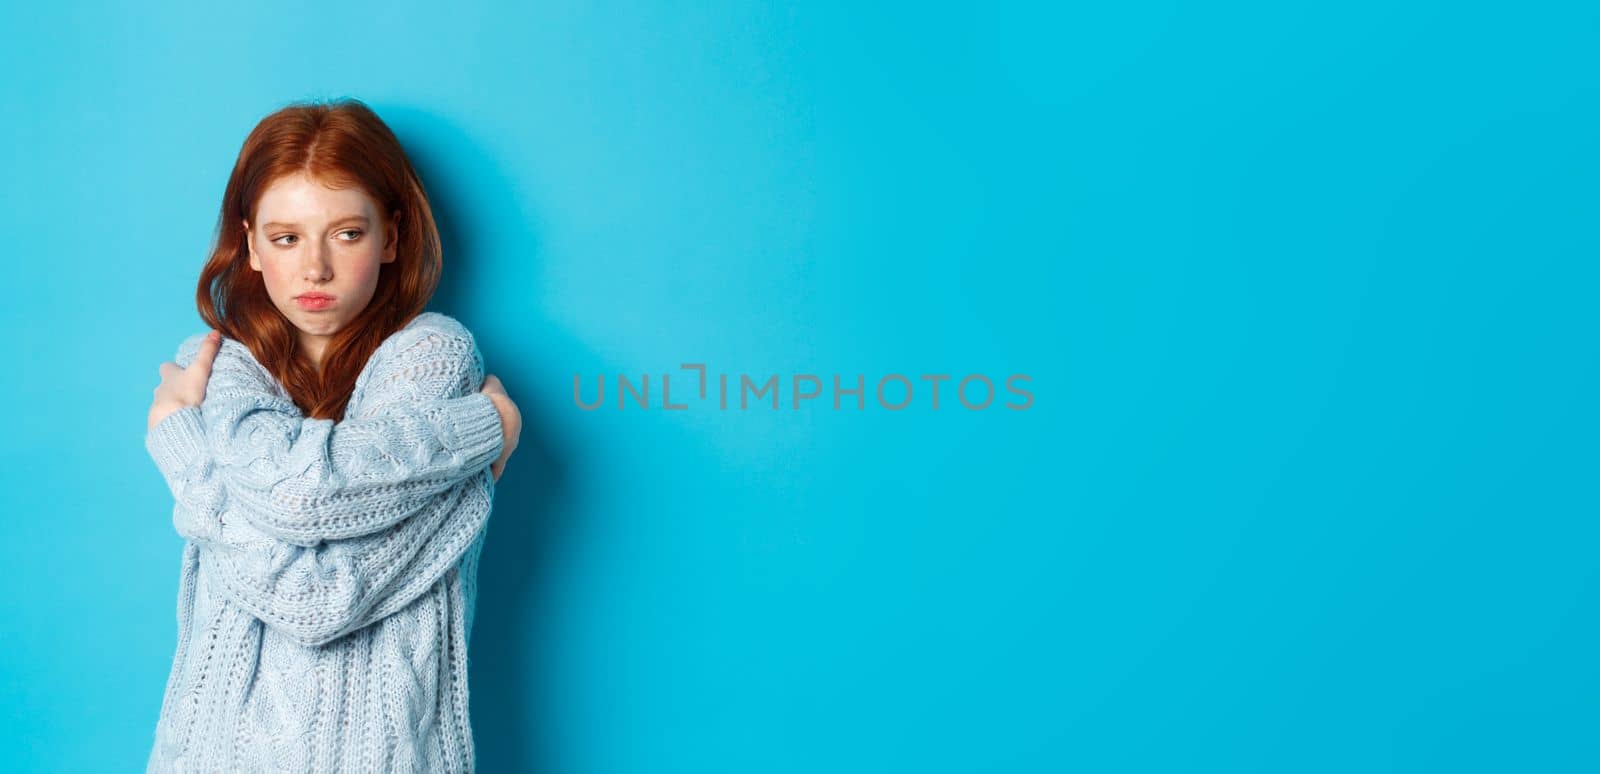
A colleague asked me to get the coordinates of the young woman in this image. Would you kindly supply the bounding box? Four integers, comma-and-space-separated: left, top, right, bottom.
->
143, 98, 522, 773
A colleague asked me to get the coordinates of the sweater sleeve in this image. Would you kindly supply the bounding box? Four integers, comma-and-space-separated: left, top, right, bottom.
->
145, 323, 504, 546
143, 319, 502, 647
146, 430, 495, 647
197, 464, 494, 647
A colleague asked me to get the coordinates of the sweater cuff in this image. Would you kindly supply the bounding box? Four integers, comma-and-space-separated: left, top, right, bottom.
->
146, 404, 208, 485
441, 393, 505, 471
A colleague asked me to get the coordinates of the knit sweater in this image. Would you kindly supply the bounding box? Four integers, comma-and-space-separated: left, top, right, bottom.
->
143, 311, 505, 773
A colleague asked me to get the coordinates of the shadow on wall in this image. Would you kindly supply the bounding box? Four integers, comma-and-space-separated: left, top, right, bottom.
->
387, 104, 575, 774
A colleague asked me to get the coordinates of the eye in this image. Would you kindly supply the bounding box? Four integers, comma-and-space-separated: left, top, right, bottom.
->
337, 229, 364, 241
271, 234, 298, 246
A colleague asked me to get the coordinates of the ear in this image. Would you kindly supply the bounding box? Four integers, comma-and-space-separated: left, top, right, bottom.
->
242, 219, 260, 271
382, 210, 401, 264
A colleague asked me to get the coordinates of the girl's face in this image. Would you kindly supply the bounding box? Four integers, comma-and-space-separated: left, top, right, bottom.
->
243, 172, 398, 368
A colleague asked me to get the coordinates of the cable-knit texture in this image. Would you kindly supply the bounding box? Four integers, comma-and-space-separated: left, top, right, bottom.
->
144, 312, 504, 773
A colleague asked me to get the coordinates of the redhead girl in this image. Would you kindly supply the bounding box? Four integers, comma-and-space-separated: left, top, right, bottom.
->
143, 98, 521, 773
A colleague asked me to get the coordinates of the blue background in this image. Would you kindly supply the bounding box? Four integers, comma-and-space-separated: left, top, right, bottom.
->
2, 1, 1597, 771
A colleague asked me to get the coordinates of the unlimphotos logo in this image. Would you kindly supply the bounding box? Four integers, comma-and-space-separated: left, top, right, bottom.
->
575, 364, 1033, 411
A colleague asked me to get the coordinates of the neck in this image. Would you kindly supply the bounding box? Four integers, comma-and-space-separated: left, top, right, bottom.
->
298, 333, 327, 373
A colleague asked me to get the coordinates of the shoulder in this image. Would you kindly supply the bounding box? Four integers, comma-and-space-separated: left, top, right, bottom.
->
173, 332, 266, 373
404, 311, 477, 345
170, 331, 286, 401
174, 331, 280, 390
377, 312, 482, 362
360, 312, 486, 400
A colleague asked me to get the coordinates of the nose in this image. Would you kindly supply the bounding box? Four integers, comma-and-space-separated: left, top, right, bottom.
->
300, 241, 332, 282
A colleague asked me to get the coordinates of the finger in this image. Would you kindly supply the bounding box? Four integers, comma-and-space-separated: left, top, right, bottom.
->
159, 361, 180, 378
190, 330, 223, 374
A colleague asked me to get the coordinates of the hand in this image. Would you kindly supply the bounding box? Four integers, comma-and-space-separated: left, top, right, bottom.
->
148, 330, 222, 432
480, 373, 522, 483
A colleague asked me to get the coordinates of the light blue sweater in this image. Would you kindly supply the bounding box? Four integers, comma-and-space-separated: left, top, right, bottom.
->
143, 311, 505, 773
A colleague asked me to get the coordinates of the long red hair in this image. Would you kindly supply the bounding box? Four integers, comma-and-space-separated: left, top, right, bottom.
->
194, 98, 443, 420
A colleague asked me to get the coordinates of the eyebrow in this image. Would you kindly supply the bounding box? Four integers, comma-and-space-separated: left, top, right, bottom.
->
260, 216, 371, 231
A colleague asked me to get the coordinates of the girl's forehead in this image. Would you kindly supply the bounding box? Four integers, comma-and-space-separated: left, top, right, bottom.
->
254, 173, 377, 222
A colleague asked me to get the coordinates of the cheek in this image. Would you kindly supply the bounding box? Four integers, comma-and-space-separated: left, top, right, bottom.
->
347, 254, 384, 286
261, 261, 297, 292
